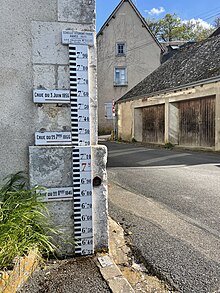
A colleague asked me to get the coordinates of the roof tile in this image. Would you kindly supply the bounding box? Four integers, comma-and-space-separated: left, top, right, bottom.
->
118, 36, 220, 102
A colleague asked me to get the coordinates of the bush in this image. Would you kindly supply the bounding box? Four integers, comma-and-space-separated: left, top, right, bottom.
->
131, 138, 137, 143
0, 172, 57, 269
164, 142, 174, 149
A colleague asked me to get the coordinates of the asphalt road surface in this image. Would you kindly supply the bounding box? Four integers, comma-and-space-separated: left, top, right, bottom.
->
103, 141, 220, 293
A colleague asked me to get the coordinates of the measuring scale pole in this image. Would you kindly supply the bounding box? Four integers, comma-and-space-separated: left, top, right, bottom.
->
69, 44, 93, 256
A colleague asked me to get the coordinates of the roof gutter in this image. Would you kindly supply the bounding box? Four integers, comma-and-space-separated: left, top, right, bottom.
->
117, 75, 220, 104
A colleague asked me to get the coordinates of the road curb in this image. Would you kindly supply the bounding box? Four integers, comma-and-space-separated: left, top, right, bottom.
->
0, 250, 39, 293
97, 254, 135, 293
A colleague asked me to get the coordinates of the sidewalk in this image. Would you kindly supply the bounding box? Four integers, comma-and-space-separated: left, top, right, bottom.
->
17, 182, 173, 293
19, 257, 111, 293
18, 218, 134, 293
18, 212, 170, 293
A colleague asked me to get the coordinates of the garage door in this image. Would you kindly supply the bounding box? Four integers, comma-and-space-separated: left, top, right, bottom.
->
179, 96, 215, 147
143, 104, 165, 143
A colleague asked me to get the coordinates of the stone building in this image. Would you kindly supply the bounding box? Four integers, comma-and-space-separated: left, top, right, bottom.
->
0, 0, 97, 180
0, 0, 108, 254
97, 0, 163, 133
117, 35, 220, 151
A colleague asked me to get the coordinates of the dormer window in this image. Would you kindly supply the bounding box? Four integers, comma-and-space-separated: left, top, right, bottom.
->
116, 42, 126, 56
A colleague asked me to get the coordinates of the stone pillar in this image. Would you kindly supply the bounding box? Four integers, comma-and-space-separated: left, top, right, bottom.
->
215, 90, 220, 151
168, 102, 179, 145
92, 146, 109, 251
164, 100, 169, 143
29, 146, 74, 255
29, 145, 109, 255
0, 0, 109, 255
133, 108, 143, 142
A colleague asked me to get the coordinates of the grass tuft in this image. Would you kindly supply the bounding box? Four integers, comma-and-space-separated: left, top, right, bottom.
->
0, 172, 58, 269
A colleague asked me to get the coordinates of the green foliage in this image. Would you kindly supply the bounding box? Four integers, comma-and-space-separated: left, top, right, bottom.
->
146, 13, 214, 42
183, 20, 214, 41
164, 142, 174, 149
0, 172, 57, 269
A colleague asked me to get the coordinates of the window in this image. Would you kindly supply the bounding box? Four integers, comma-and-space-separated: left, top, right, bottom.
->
116, 42, 126, 56
105, 103, 113, 120
114, 67, 127, 86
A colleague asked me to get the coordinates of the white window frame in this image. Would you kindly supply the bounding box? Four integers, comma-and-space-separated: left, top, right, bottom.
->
116, 42, 126, 56
114, 67, 127, 86
105, 102, 113, 120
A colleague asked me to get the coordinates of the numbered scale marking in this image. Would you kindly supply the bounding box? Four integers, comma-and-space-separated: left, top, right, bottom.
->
72, 147, 93, 255
69, 45, 90, 147
69, 43, 93, 256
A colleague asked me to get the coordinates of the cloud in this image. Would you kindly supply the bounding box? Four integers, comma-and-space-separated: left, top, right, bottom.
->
182, 18, 213, 29
145, 7, 165, 16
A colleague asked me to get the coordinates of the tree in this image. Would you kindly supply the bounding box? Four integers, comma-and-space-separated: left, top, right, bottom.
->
183, 19, 214, 41
147, 13, 214, 42
147, 14, 185, 42
214, 16, 220, 28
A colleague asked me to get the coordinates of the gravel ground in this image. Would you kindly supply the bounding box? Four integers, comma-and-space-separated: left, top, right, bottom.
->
19, 257, 111, 293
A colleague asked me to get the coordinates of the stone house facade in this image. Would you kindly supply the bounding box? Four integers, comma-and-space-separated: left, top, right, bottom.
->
97, 0, 163, 133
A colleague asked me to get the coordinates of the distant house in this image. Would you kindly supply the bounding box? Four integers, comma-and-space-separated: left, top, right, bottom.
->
97, 0, 163, 133
117, 35, 220, 150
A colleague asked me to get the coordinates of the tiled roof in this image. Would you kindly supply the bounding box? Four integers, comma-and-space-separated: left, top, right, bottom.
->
210, 27, 220, 37
118, 35, 220, 102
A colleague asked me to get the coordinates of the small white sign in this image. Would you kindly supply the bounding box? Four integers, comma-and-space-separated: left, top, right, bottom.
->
38, 187, 73, 202
62, 30, 94, 45
98, 256, 114, 268
35, 132, 72, 145
33, 89, 70, 104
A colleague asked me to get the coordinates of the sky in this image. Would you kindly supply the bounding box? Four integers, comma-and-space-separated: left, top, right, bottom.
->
96, 0, 220, 32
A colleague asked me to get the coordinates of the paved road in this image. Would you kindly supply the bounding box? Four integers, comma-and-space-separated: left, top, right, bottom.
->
103, 141, 220, 293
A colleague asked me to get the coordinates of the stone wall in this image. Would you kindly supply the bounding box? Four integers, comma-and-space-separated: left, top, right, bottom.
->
0, 0, 109, 254
0, 0, 96, 181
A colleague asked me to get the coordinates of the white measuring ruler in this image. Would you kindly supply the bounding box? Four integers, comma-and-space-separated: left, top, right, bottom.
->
68, 41, 93, 256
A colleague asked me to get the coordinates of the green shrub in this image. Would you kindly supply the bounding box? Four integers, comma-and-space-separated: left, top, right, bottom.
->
0, 172, 57, 269
164, 142, 174, 149
131, 138, 137, 143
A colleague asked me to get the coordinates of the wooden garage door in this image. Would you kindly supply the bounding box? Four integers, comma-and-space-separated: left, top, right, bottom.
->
143, 104, 165, 143
179, 96, 215, 147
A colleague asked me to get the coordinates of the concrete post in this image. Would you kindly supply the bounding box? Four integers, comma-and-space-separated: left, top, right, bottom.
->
215, 91, 220, 151
164, 100, 169, 144
133, 108, 143, 142
165, 100, 179, 145
168, 102, 179, 145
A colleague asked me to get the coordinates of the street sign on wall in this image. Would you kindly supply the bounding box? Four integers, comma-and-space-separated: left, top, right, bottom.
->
33, 89, 70, 103
35, 132, 72, 145
39, 187, 74, 201
62, 30, 94, 46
